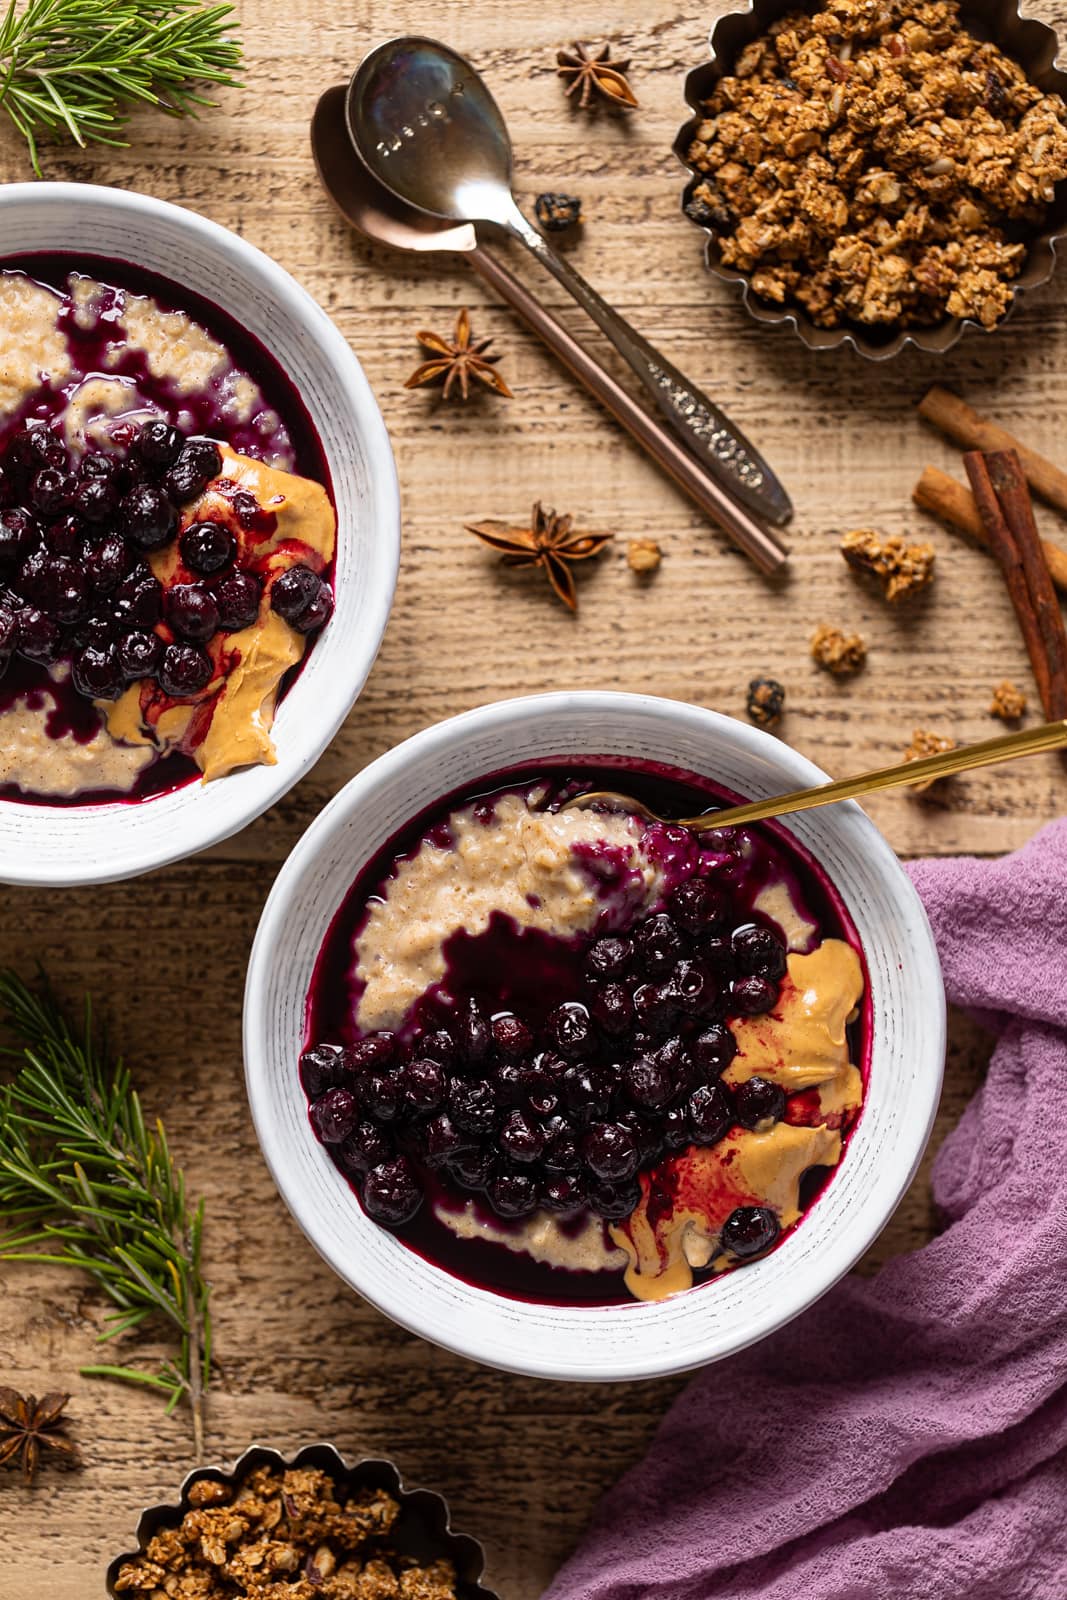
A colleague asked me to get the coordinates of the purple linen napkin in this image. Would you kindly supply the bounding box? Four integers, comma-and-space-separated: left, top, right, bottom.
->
544, 819, 1067, 1599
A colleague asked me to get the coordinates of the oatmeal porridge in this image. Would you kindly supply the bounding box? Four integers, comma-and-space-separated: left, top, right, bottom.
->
301, 765, 868, 1306
0, 255, 336, 806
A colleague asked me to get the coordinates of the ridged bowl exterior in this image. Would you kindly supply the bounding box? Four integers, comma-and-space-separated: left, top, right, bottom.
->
675, 0, 1067, 358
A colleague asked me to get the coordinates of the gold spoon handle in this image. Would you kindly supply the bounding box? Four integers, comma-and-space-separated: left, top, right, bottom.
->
690, 718, 1067, 830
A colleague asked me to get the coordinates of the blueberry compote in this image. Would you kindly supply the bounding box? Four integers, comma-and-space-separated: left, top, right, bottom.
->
302, 762, 870, 1306
0, 253, 333, 806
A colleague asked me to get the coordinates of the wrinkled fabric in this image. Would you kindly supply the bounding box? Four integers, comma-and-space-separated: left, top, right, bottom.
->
545, 820, 1067, 1600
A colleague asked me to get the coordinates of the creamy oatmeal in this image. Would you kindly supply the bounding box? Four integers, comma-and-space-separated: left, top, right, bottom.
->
0, 256, 335, 806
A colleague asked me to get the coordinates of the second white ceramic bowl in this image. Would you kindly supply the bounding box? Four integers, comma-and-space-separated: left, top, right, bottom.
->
245, 692, 945, 1381
0, 183, 399, 886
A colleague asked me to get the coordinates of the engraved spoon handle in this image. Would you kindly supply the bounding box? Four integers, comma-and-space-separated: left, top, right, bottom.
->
505, 205, 793, 529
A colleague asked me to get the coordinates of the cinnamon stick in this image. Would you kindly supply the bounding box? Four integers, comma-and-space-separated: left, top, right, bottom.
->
912, 465, 1067, 596
919, 387, 1067, 520
963, 452, 1063, 719
986, 451, 1067, 721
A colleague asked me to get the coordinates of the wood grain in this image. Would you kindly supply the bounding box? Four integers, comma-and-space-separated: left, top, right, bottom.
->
0, 0, 1062, 1593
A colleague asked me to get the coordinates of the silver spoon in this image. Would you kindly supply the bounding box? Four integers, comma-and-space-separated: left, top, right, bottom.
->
345, 35, 793, 531
311, 86, 789, 574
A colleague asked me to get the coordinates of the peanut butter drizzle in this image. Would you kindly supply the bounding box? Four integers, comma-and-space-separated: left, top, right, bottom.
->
611, 939, 864, 1302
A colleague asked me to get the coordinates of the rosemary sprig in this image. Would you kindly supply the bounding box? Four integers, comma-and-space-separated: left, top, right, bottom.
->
0, 970, 212, 1458
0, 0, 243, 175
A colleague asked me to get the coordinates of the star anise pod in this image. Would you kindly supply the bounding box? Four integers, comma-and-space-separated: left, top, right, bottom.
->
556, 42, 638, 111
466, 501, 613, 611
0, 1388, 80, 1484
404, 307, 513, 401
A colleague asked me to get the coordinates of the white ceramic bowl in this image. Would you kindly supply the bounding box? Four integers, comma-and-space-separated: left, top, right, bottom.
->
245, 692, 945, 1382
0, 183, 399, 886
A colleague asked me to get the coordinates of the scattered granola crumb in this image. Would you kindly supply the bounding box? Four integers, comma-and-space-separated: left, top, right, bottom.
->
627, 537, 662, 575
989, 679, 1027, 720
746, 676, 786, 728
903, 726, 957, 791
113, 1463, 458, 1600
534, 192, 583, 231
841, 527, 936, 602
811, 623, 866, 675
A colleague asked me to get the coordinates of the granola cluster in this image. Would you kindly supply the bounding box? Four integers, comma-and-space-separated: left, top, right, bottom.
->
841, 527, 936, 600
113, 1466, 458, 1600
903, 726, 957, 788
685, 0, 1067, 330
811, 622, 866, 674
990, 678, 1027, 719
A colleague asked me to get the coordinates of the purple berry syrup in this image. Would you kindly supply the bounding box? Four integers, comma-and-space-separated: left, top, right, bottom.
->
304, 759, 872, 1308
0, 252, 333, 808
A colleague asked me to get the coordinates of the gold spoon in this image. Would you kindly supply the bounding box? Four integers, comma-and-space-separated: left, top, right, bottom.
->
563, 718, 1067, 831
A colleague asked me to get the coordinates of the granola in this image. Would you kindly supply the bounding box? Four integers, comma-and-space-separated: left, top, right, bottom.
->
990, 678, 1027, 719
685, 0, 1067, 330
626, 537, 663, 574
841, 527, 936, 600
903, 726, 957, 789
811, 623, 866, 674
113, 1466, 458, 1600
746, 675, 786, 726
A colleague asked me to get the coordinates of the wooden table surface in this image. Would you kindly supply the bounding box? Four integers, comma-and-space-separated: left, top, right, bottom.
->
3, 1, 1066, 1594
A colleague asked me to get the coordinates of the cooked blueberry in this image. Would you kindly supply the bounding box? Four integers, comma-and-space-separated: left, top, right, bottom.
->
16, 607, 61, 663
634, 913, 685, 977
0, 508, 36, 568
457, 997, 492, 1063
338, 1121, 393, 1176
449, 1078, 497, 1135
692, 1023, 737, 1077
586, 935, 633, 978
654, 1036, 693, 1097
122, 483, 178, 550
180, 520, 236, 576
721, 1204, 780, 1258
70, 615, 117, 653
213, 570, 262, 631
10, 425, 65, 473
344, 1033, 398, 1074
419, 1028, 457, 1066
632, 981, 676, 1037
493, 1059, 527, 1108
362, 1156, 422, 1225
117, 629, 162, 680
492, 1013, 532, 1057
363, 1071, 402, 1121
165, 438, 223, 503
542, 1174, 586, 1213
586, 1176, 641, 1220
698, 933, 735, 975
450, 1148, 495, 1189
687, 1082, 733, 1144
300, 1042, 346, 1098
79, 451, 116, 483
487, 1170, 539, 1218
113, 565, 163, 629
661, 1103, 693, 1150
731, 974, 778, 1015
73, 475, 118, 524
669, 877, 730, 933
422, 1111, 470, 1165
581, 1120, 638, 1182
669, 957, 714, 1014
46, 515, 85, 559
732, 923, 788, 980
19, 551, 88, 623
310, 1087, 359, 1144
402, 1056, 446, 1113
158, 641, 213, 697
549, 1000, 595, 1060
0, 604, 18, 659
543, 1124, 581, 1173
270, 564, 321, 623
623, 1053, 673, 1111
561, 1063, 614, 1124
590, 981, 635, 1038
164, 582, 219, 642
72, 644, 124, 701
498, 1109, 545, 1165
136, 419, 185, 468
733, 1075, 786, 1129
295, 576, 334, 633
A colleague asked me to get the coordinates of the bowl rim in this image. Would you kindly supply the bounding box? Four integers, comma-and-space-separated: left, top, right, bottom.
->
673, 0, 1067, 360
0, 181, 400, 886
244, 690, 947, 1381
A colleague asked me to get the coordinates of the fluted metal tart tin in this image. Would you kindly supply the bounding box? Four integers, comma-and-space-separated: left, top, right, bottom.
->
105, 1443, 499, 1600
674, 0, 1067, 359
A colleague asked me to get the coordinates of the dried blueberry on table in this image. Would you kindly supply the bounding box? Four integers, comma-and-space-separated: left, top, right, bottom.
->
213, 570, 262, 632
730, 974, 779, 1015
487, 1170, 540, 1218
117, 629, 162, 680
720, 1204, 780, 1259
122, 483, 178, 550
72, 644, 124, 702
362, 1156, 422, 1225
746, 676, 786, 730
687, 1082, 732, 1145
164, 582, 219, 643
309, 1087, 359, 1144
733, 1075, 786, 1129
180, 520, 236, 576
135, 419, 186, 468
157, 641, 213, 698
164, 438, 223, 503
732, 923, 787, 981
